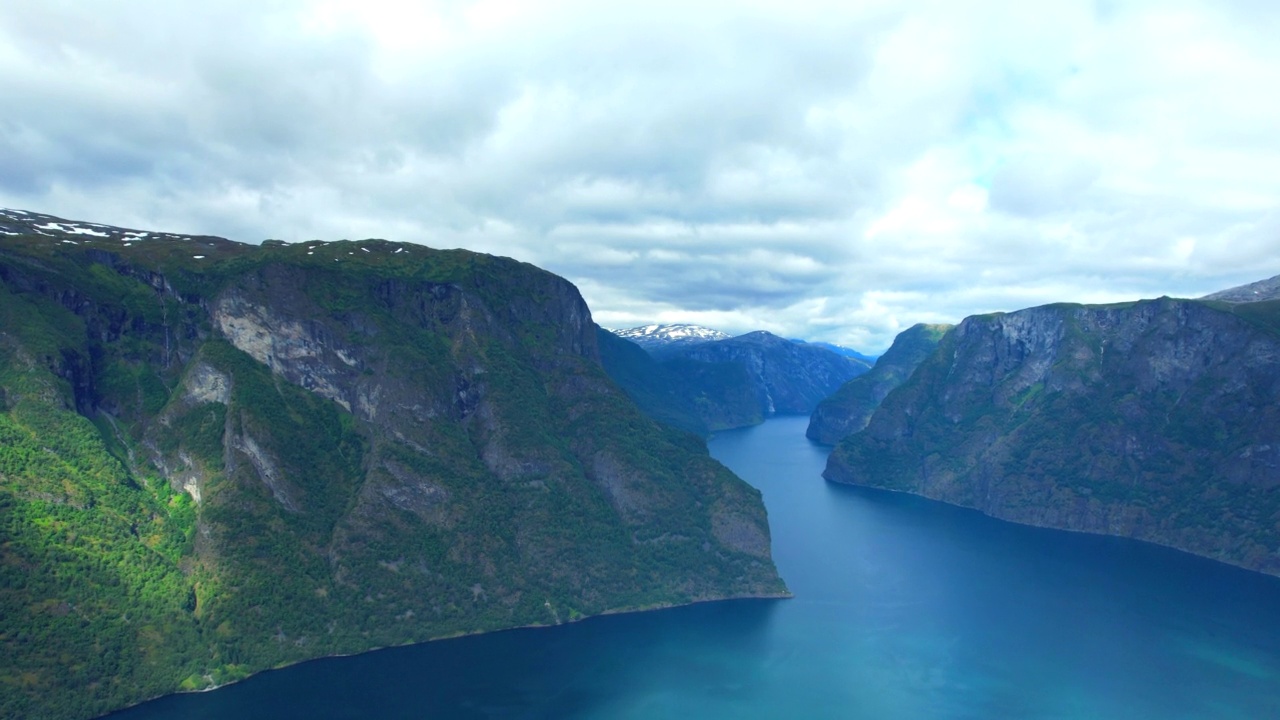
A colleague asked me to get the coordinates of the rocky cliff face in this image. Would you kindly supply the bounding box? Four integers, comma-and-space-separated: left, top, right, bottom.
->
0, 213, 787, 720
825, 296, 1280, 576
678, 331, 870, 416
806, 323, 950, 445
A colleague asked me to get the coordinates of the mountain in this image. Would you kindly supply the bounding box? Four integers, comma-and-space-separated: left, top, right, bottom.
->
601, 328, 871, 432
596, 329, 761, 435
677, 331, 872, 416
825, 292, 1280, 577
806, 323, 951, 445
1201, 273, 1280, 304
0, 209, 787, 720
613, 323, 731, 359
790, 340, 878, 364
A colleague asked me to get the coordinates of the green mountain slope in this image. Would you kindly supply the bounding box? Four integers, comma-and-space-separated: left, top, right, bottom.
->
806, 323, 950, 445
596, 328, 762, 435
825, 296, 1280, 577
0, 217, 786, 720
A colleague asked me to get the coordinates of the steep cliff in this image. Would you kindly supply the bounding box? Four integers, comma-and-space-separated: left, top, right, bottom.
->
806, 323, 950, 445
825, 295, 1280, 576
0, 211, 787, 720
677, 331, 870, 416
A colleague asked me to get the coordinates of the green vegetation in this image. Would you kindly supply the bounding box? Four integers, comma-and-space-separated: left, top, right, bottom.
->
827, 298, 1280, 578
596, 328, 761, 435
807, 323, 950, 445
0, 231, 785, 720
0, 286, 202, 720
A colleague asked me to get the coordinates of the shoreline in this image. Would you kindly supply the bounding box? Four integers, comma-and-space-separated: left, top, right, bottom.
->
824, 476, 1280, 582
100, 589, 793, 716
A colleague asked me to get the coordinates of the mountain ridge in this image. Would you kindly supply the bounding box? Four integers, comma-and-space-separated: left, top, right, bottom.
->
676, 331, 871, 416
1200, 273, 1280, 304
600, 325, 872, 432
612, 323, 731, 358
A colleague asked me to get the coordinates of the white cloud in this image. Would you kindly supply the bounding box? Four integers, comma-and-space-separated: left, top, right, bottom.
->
2, 0, 1278, 352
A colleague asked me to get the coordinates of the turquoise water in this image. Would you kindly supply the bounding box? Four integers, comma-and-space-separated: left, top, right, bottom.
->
108, 417, 1280, 719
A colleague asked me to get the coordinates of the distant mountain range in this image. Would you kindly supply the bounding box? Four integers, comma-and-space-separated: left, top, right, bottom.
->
790, 340, 878, 364
601, 324, 871, 433
613, 323, 876, 364
596, 329, 762, 435
612, 323, 731, 358
679, 331, 871, 416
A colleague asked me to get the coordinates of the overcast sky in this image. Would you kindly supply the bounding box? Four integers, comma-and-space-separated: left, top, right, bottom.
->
2, 1, 1278, 351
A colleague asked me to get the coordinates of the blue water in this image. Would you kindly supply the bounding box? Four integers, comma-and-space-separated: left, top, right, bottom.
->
108, 417, 1280, 719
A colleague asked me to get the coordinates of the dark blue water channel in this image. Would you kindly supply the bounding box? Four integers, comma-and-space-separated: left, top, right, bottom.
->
108, 417, 1280, 719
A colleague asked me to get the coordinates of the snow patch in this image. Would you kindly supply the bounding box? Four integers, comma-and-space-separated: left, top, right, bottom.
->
616, 324, 730, 344
67, 226, 109, 237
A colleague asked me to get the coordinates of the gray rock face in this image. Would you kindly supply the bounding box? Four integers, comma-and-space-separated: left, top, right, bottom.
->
679, 331, 871, 415
826, 296, 1280, 576
806, 323, 950, 445
1201, 274, 1280, 303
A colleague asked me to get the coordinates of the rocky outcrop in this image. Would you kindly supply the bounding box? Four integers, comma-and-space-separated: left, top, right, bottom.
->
825, 296, 1280, 576
806, 323, 950, 445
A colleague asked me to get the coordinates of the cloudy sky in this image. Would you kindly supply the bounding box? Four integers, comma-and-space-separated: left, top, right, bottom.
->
2, 1, 1278, 351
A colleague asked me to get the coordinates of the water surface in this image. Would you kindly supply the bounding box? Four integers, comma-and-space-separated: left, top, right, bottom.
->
109, 417, 1280, 719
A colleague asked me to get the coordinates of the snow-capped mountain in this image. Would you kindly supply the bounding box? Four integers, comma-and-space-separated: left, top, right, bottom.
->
613, 323, 731, 357
0, 207, 229, 245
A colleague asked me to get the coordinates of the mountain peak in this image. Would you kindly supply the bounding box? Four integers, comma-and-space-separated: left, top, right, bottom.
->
615, 323, 730, 342
613, 323, 731, 357
1201, 274, 1280, 304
